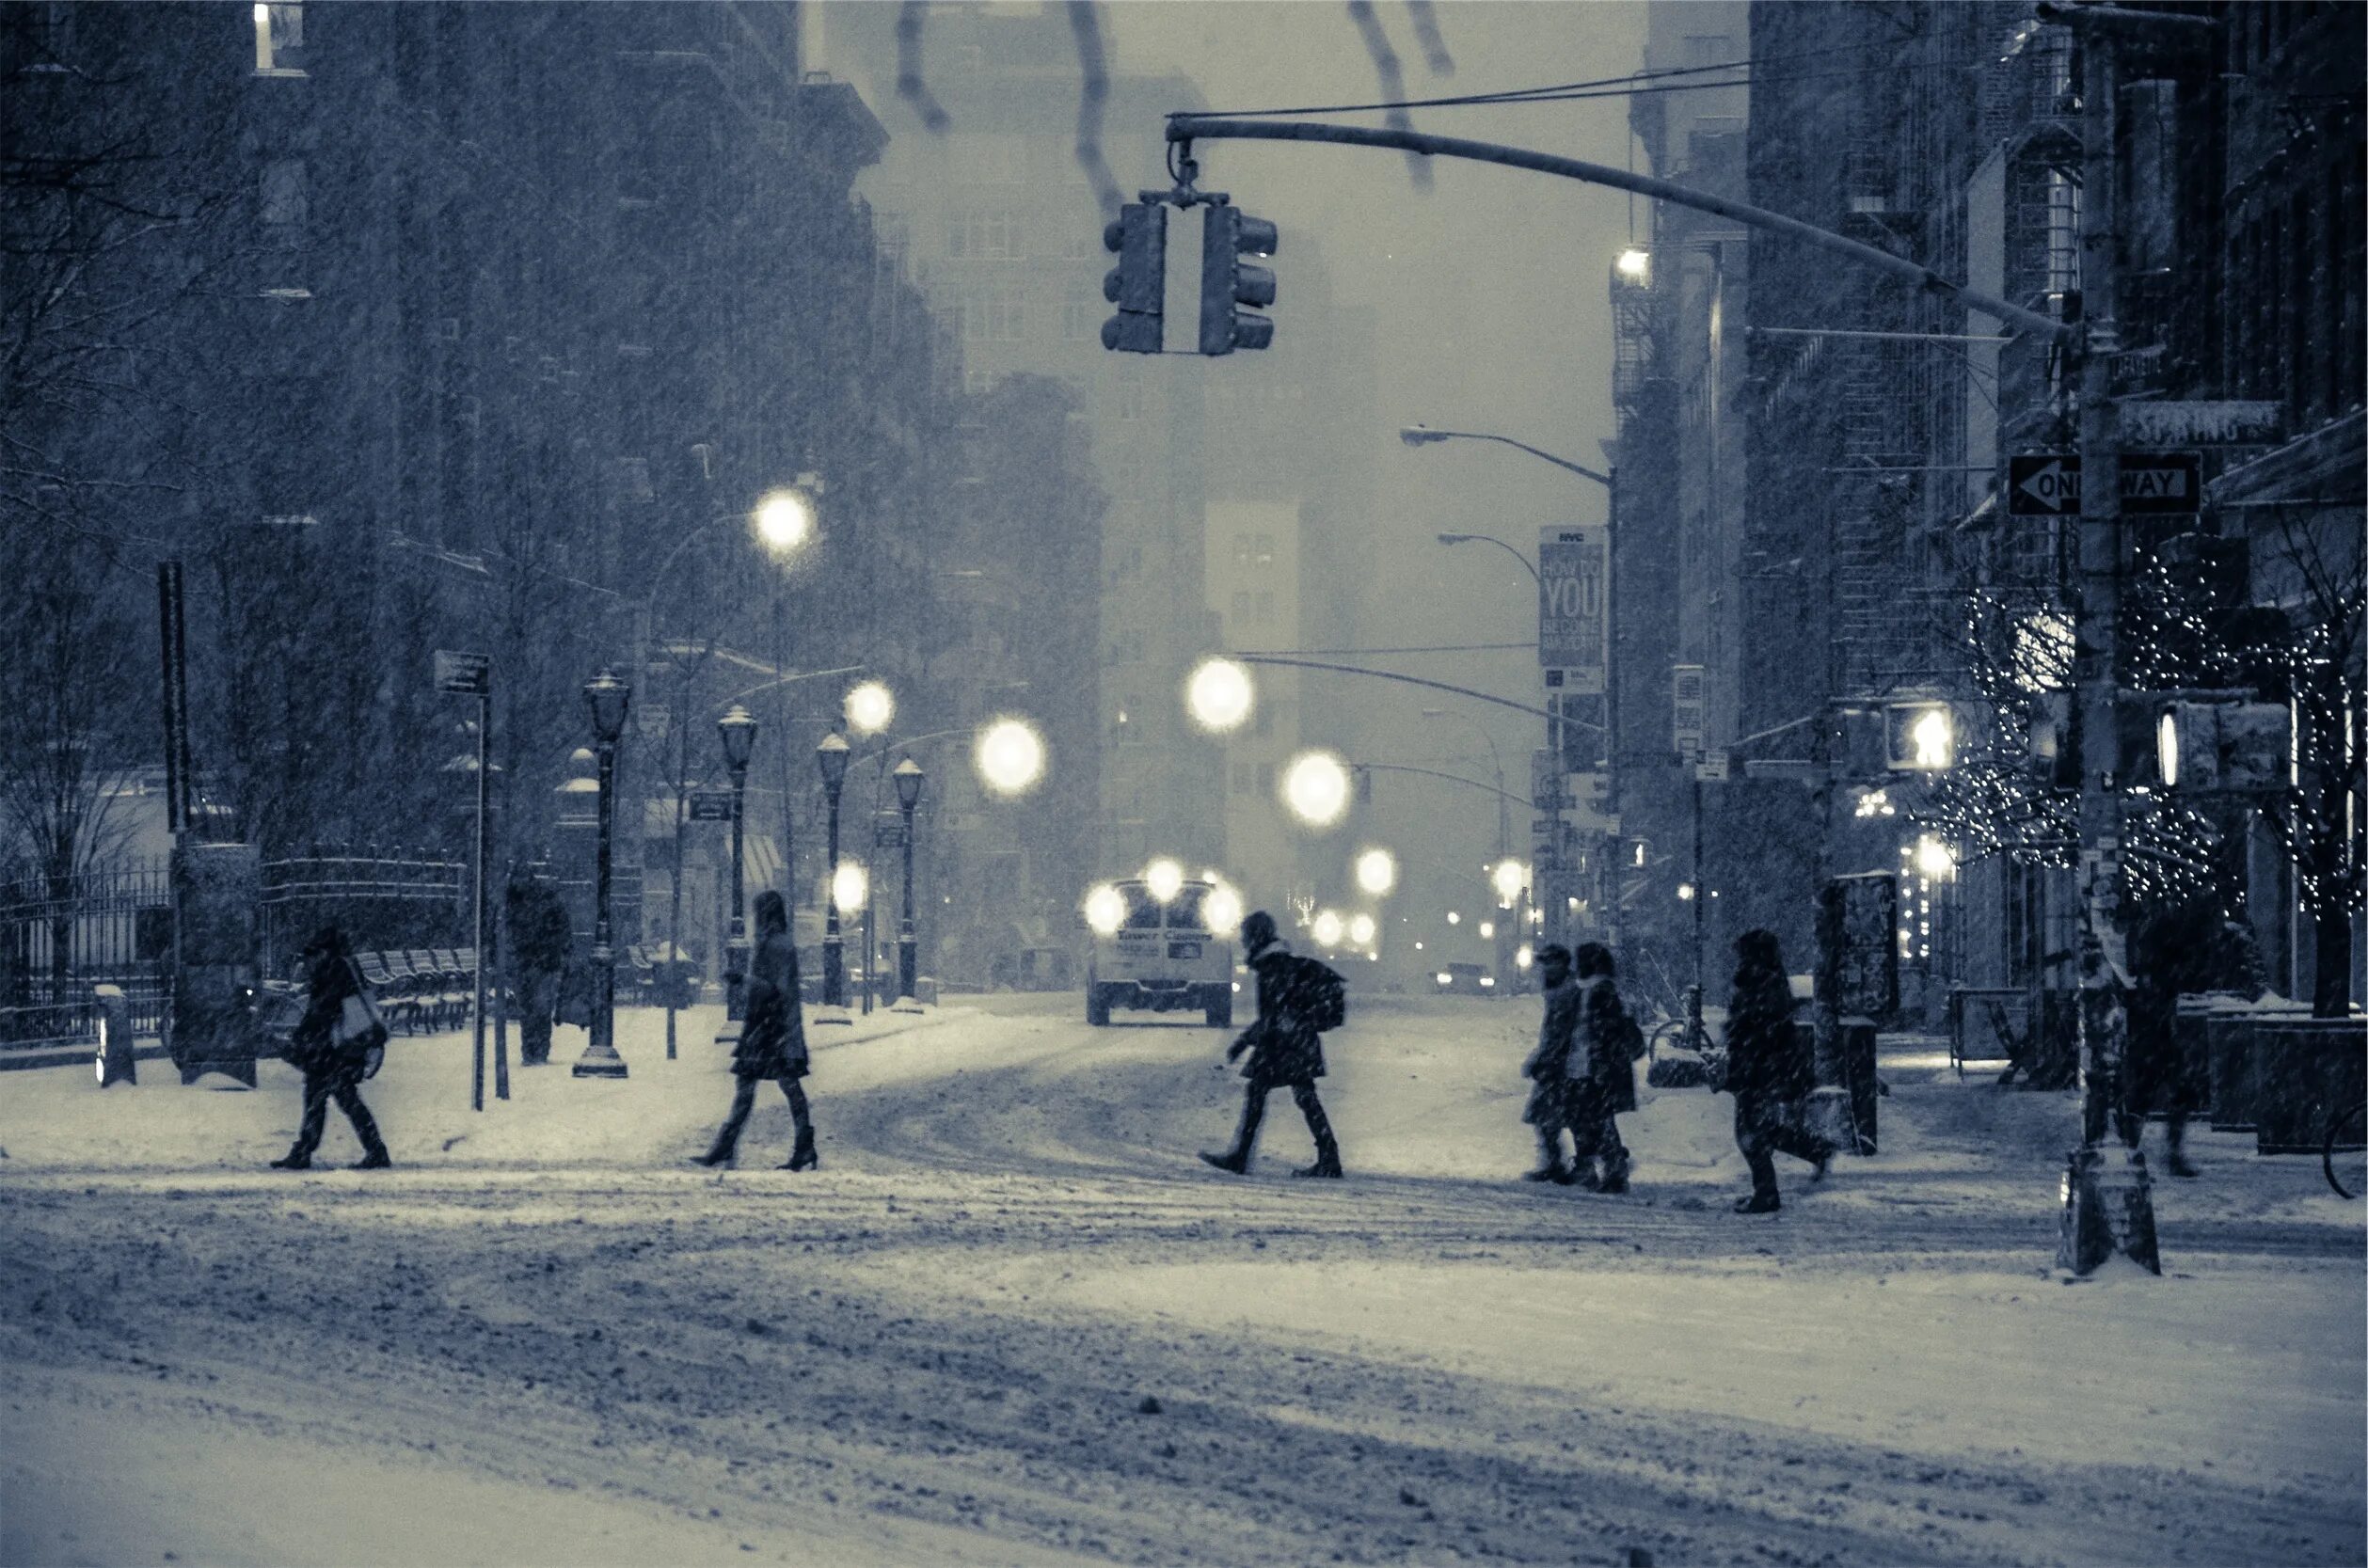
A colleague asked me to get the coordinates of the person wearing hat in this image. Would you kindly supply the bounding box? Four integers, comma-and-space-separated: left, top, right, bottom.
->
1565, 942, 1641, 1193
1200, 910, 1343, 1179
693, 890, 818, 1170
272, 925, 391, 1171
1518, 943, 1582, 1182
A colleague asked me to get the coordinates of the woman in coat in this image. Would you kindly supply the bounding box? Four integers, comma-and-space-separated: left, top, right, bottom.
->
1566, 942, 1639, 1194
271, 926, 391, 1171
1723, 927, 1829, 1212
694, 891, 817, 1170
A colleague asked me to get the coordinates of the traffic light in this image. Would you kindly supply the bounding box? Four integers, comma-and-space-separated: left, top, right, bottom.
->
1199, 201, 1277, 356
2157, 701, 2290, 793
1101, 202, 1167, 355
1884, 701, 1956, 771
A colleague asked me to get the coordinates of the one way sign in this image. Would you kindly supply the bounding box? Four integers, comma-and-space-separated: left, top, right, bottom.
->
2008, 451, 2202, 516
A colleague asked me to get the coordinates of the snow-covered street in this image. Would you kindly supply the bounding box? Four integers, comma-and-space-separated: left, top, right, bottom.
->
4, 996, 2362, 1567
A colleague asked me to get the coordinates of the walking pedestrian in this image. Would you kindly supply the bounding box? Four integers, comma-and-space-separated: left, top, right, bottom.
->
692, 891, 818, 1170
1519, 943, 1581, 1182
1566, 942, 1642, 1194
504, 869, 572, 1067
2122, 899, 2262, 1177
1200, 911, 1343, 1179
1723, 928, 1830, 1213
271, 926, 391, 1171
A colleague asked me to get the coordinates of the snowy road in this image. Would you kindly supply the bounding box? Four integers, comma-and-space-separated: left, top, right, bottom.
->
4, 995, 2361, 1566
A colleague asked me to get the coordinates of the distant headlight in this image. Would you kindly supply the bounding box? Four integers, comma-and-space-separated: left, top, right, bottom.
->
1479, 976, 1496, 988
1436, 972, 1454, 987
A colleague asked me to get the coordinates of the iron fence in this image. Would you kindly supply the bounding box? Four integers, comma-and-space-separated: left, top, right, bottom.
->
0, 859, 172, 1046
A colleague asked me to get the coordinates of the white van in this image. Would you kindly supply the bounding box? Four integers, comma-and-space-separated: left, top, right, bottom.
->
1086, 879, 1234, 1027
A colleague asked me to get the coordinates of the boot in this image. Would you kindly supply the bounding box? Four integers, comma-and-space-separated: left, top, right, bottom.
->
1520, 1163, 1570, 1183
1199, 1148, 1248, 1174
779, 1129, 818, 1171
353, 1148, 391, 1170
269, 1150, 312, 1171
1293, 1154, 1343, 1179
691, 1140, 735, 1168
1595, 1156, 1630, 1196
2167, 1151, 2201, 1179
1734, 1191, 1780, 1214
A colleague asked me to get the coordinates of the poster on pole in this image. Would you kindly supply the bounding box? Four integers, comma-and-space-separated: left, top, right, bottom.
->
1538, 524, 1607, 692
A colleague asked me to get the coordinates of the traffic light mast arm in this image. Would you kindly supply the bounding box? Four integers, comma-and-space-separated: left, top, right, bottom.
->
1231, 653, 1592, 729
1165, 117, 2070, 345
1354, 760, 1534, 812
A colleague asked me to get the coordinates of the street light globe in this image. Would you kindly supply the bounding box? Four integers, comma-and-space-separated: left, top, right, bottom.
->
1347, 911, 1376, 948
1281, 750, 1351, 828
831, 860, 867, 915
1911, 706, 1954, 769
975, 716, 1046, 798
1311, 909, 1345, 949
1490, 858, 1527, 907
1516, 942, 1534, 971
1446, 911, 1461, 926
1479, 920, 1496, 940
753, 488, 816, 554
1144, 857, 1184, 904
845, 679, 894, 736
1354, 847, 1397, 896
1203, 881, 1244, 938
1084, 883, 1126, 937
1185, 657, 1254, 734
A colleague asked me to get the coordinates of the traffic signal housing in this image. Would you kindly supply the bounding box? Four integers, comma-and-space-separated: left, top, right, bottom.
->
1885, 701, 1957, 771
1199, 202, 1277, 356
1102, 202, 1167, 355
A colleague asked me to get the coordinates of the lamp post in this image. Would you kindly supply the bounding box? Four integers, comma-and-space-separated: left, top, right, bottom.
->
816, 731, 850, 1014
893, 757, 923, 1004
573, 668, 631, 1079
716, 704, 758, 1042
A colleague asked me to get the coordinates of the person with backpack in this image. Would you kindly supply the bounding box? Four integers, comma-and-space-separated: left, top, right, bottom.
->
1200, 910, 1344, 1179
1565, 942, 1642, 1194
271, 925, 391, 1171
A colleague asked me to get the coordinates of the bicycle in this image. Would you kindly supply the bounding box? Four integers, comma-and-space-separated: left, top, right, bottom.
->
2324, 1100, 2366, 1200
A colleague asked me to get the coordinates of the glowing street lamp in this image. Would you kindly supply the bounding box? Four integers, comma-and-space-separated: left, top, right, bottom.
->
1282, 750, 1352, 828
1186, 657, 1255, 734
975, 716, 1046, 797
1490, 857, 1527, 908
832, 859, 868, 917
1203, 879, 1244, 938
753, 487, 817, 554
1479, 920, 1496, 940
845, 679, 895, 737
1613, 246, 1652, 285
1915, 834, 1957, 879
1084, 883, 1127, 937
1144, 857, 1185, 904
1354, 847, 1398, 897
1311, 909, 1345, 949
816, 732, 851, 1011
1347, 911, 1377, 948
1446, 911, 1461, 926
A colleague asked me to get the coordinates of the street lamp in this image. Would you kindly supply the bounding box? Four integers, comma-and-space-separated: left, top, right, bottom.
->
717, 704, 758, 1038
845, 679, 895, 737
1186, 657, 1255, 733
974, 717, 1046, 798
1355, 847, 1398, 896
816, 732, 850, 1012
1282, 750, 1352, 828
893, 757, 924, 1004
573, 668, 631, 1080
753, 488, 817, 553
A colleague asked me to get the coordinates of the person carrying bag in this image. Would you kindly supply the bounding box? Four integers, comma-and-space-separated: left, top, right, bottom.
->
271, 926, 392, 1171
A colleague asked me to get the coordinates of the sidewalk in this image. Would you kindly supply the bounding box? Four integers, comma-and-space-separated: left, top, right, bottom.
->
0, 1002, 966, 1173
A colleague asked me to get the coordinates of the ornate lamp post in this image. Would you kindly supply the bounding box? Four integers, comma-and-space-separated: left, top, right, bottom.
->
893, 757, 924, 1004
816, 732, 850, 1012
573, 668, 631, 1079
716, 703, 758, 1038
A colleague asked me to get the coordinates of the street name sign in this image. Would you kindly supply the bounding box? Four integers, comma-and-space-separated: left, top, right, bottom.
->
688, 791, 733, 822
873, 823, 909, 848
1694, 752, 1730, 783
2007, 451, 2203, 516
434, 649, 490, 695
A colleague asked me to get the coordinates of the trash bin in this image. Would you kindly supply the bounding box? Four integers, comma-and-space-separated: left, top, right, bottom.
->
2251, 1016, 2368, 1156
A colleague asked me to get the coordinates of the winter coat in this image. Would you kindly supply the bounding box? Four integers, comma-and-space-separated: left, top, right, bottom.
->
733, 926, 808, 1080
2126, 900, 2260, 1113
1724, 960, 1809, 1103
1521, 975, 1583, 1125
506, 881, 573, 975
1232, 944, 1326, 1086
1578, 975, 1641, 1115
290, 949, 365, 1073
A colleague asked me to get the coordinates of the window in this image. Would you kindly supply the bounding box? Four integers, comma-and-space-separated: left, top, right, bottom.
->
1253, 532, 1275, 565
1682, 33, 1730, 67
1062, 280, 1094, 341
253, 2, 305, 74
2044, 169, 2079, 297
1232, 532, 1251, 567
946, 209, 1019, 261
261, 159, 307, 243
964, 367, 997, 396
1230, 589, 1251, 623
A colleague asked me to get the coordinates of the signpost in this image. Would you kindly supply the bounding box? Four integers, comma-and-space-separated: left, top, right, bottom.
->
435, 650, 500, 1110
872, 822, 910, 849
1671, 665, 1708, 758
688, 790, 734, 823
2007, 451, 2202, 517
1538, 524, 1608, 692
